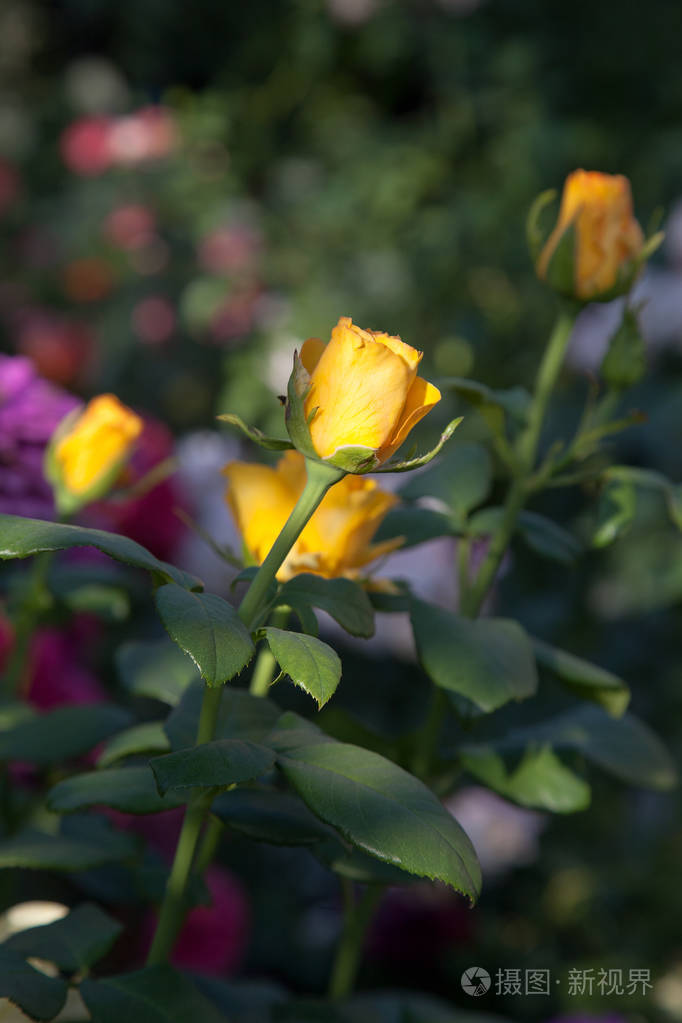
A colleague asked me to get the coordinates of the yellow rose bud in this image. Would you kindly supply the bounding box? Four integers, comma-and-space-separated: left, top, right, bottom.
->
296, 316, 441, 470
223, 450, 402, 581
51, 394, 143, 508
536, 170, 644, 301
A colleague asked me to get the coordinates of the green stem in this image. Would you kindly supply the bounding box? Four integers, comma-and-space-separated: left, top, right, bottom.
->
193, 814, 223, 875
146, 792, 212, 965
146, 457, 343, 966
249, 607, 289, 697
4, 552, 54, 694
328, 883, 383, 1000
412, 688, 447, 781
249, 645, 278, 698
462, 306, 575, 618
517, 305, 577, 471
416, 307, 576, 786
238, 460, 343, 630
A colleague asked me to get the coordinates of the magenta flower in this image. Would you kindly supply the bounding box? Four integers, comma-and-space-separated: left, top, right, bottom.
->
60, 116, 113, 176
27, 624, 106, 710
0, 355, 78, 518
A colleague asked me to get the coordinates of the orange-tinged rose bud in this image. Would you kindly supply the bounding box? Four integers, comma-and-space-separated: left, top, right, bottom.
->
49, 394, 143, 510
536, 170, 644, 301
223, 450, 402, 581
293, 317, 440, 471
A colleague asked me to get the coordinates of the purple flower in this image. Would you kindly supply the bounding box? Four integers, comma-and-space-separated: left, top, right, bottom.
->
0, 355, 79, 518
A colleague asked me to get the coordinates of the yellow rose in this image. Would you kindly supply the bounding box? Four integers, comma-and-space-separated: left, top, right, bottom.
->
223, 450, 402, 581
52, 394, 143, 502
295, 316, 441, 470
536, 170, 644, 301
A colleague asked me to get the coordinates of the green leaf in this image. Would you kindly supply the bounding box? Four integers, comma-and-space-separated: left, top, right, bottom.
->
47, 766, 187, 815
4, 903, 123, 974
287, 598, 320, 637
411, 600, 537, 712
495, 706, 677, 790
517, 510, 582, 564
532, 638, 630, 716
80, 966, 226, 1023
278, 741, 481, 900
0, 949, 67, 1021
0, 705, 133, 766
97, 722, 170, 768
193, 977, 286, 1023
461, 745, 591, 813
469, 507, 582, 564
374, 505, 456, 549
593, 480, 637, 548
266, 711, 335, 754
366, 587, 412, 613
313, 838, 418, 886
443, 378, 531, 432
0, 702, 34, 730
600, 305, 647, 389
278, 574, 375, 639
211, 787, 333, 845
399, 443, 493, 524
150, 740, 275, 795
0, 515, 201, 590
347, 989, 512, 1023
665, 483, 682, 531
265, 628, 342, 708
164, 683, 280, 751
0, 827, 137, 871
56, 580, 130, 622
468, 505, 505, 537
154, 583, 254, 686
116, 638, 200, 705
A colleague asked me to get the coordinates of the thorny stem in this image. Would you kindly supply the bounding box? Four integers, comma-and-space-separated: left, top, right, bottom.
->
146, 458, 342, 966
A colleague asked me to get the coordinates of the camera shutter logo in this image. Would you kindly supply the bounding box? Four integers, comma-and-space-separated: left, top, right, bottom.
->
461, 967, 491, 996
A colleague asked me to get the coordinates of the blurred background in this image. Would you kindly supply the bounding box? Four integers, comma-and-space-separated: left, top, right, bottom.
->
1, 0, 682, 1019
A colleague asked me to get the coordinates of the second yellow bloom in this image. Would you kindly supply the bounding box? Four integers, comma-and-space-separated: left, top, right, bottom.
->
223, 450, 402, 581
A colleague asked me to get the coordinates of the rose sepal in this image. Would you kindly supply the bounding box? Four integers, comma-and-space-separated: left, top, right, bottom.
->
526, 188, 558, 263
217, 412, 294, 452
373, 416, 463, 473
284, 350, 319, 459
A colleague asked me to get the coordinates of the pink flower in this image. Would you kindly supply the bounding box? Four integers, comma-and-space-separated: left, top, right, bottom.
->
108, 107, 177, 166
209, 288, 260, 342
16, 311, 94, 386
60, 117, 113, 176
60, 108, 177, 176
104, 204, 156, 251
198, 225, 261, 276
132, 296, 176, 345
